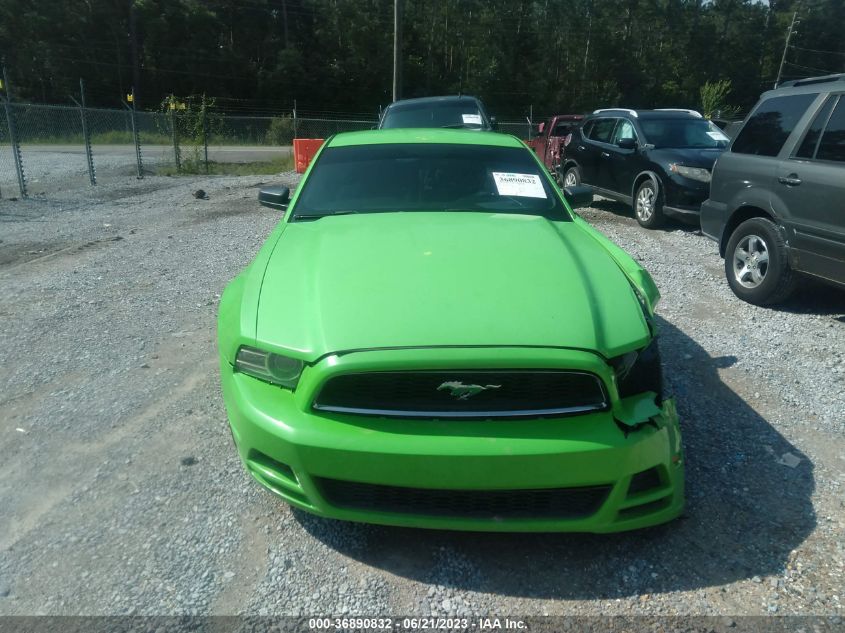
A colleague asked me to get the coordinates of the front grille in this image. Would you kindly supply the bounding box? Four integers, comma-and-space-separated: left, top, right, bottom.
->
316, 478, 611, 520
312, 370, 607, 418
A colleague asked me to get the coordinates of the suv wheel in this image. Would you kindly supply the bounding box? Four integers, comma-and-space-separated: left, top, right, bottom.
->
724, 217, 796, 305
563, 166, 580, 188
634, 180, 664, 229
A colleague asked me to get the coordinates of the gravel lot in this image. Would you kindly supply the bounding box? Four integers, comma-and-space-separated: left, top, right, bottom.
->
0, 173, 843, 617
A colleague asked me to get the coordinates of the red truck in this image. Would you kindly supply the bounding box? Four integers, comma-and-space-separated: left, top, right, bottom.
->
525, 114, 584, 183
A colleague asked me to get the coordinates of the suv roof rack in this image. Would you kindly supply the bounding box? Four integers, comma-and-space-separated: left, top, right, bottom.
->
778, 73, 845, 88
654, 108, 703, 118
592, 108, 638, 118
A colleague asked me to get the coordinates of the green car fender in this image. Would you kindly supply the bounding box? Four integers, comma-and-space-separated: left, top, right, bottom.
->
571, 214, 661, 316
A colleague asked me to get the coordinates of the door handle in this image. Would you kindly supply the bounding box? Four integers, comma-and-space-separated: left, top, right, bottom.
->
577, 146, 586, 151
778, 175, 802, 186
600, 151, 610, 158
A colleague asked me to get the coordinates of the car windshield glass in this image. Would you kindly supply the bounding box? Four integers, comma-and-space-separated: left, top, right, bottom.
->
381, 102, 485, 129
639, 118, 730, 148
292, 143, 569, 221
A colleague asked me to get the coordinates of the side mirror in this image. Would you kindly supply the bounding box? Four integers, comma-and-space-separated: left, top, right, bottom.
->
563, 185, 593, 209
489, 116, 499, 131
537, 121, 545, 135
258, 186, 290, 211
617, 137, 637, 150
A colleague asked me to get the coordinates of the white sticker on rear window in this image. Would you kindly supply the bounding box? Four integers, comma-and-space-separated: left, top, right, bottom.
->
462, 113, 482, 125
707, 130, 729, 141
492, 172, 547, 198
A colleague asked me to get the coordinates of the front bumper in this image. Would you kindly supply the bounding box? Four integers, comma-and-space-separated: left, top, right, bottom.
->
220, 347, 684, 533
662, 174, 710, 219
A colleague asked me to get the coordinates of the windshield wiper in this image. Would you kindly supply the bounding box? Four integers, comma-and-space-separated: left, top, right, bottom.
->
293, 210, 360, 221
440, 123, 481, 129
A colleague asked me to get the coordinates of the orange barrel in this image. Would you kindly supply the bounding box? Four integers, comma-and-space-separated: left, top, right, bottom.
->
293, 138, 325, 173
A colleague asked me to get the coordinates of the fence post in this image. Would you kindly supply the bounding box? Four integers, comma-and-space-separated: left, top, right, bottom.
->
529, 104, 534, 140
168, 95, 181, 171
201, 95, 209, 174
77, 79, 96, 185
126, 87, 143, 179
2, 66, 27, 198
292, 99, 298, 139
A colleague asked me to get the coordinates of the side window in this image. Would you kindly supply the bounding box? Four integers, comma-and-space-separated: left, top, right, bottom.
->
552, 123, 573, 137
589, 118, 617, 144
816, 96, 845, 163
611, 119, 637, 144
581, 121, 594, 139
732, 93, 818, 157
795, 96, 836, 159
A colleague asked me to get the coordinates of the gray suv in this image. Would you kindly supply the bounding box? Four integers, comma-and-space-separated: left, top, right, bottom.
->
701, 74, 845, 305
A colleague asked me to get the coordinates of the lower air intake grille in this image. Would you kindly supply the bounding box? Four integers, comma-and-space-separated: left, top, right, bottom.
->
313, 370, 608, 418
316, 478, 611, 520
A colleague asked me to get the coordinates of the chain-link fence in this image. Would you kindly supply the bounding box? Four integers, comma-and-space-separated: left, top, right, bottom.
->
497, 121, 533, 139
0, 89, 534, 198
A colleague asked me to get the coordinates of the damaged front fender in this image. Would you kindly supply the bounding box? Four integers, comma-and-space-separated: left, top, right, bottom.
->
613, 393, 682, 457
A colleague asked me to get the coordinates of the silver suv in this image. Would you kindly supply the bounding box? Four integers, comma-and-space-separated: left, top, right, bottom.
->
701, 74, 845, 305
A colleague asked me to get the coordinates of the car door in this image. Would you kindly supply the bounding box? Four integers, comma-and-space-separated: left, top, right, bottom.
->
541, 118, 557, 168
724, 91, 819, 234
578, 118, 617, 190
775, 93, 845, 283
607, 118, 640, 199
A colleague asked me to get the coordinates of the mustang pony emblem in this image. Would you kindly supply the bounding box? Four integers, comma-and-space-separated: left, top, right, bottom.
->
437, 381, 501, 400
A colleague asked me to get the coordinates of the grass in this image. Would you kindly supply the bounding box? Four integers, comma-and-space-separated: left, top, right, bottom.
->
155, 155, 294, 176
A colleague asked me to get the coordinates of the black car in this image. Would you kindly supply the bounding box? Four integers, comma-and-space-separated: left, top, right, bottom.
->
562, 109, 730, 228
701, 73, 845, 305
378, 95, 497, 131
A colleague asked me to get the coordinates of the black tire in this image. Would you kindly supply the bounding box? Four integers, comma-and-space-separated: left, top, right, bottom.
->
724, 217, 797, 306
562, 166, 581, 188
633, 179, 665, 229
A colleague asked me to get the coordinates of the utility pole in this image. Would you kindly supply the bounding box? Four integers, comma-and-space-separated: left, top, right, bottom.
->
775, 11, 799, 88
392, 0, 403, 102
129, 0, 141, 106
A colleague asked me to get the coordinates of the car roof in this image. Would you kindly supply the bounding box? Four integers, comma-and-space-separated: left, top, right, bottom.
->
327, 128, 524, 148
764, 73, 845, 97
588, 109, 703, 120
386, 95, 483, 108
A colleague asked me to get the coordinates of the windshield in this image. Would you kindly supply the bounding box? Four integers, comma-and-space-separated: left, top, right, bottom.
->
380, 102, 487, 129
292, 144, 569, 221
639, 118, 730, 149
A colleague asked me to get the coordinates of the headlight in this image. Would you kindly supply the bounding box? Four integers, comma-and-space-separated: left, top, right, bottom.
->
669, 164, 711, 182
610, 338, 663, 399
235, 345, 304, 389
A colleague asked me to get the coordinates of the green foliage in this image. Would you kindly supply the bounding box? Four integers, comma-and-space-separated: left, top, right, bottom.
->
700, 80, 741, 120
266, 116, 295, 145
156, 155, 294, 176
0, 0, 843, 118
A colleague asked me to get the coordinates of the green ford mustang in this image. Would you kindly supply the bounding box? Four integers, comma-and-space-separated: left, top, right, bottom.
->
218, 128, 684, 532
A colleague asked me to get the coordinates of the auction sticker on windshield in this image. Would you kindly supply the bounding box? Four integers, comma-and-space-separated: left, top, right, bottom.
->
492, 172, 546, 198
462, 113, 483, 125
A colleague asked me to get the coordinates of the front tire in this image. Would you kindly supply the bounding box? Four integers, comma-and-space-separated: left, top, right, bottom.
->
724, 217, 796, 306
634, 180, 665, 229
563, 166, 581, 188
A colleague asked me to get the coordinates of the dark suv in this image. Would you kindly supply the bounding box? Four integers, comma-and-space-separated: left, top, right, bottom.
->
563, 109, 730, 228
378, 96, 496, 131
701, 74, 845, 305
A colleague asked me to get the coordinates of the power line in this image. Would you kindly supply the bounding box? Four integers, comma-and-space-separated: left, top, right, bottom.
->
790, 45, 845, 57
783, 60, 843, 75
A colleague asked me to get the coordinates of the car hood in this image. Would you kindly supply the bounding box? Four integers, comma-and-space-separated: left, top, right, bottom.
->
256, 212, 650, 361
650, 147, 725, 169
